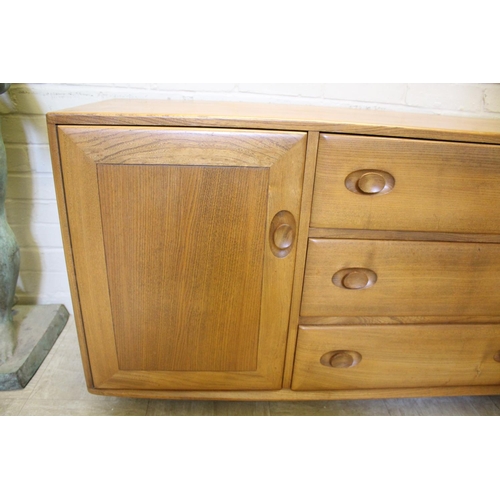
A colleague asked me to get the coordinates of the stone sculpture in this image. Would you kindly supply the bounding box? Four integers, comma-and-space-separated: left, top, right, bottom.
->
0, 83, 68, 390
0, 83, 20, 364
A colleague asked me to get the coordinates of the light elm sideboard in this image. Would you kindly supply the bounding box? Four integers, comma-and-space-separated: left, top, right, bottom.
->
47, 100, 500, 401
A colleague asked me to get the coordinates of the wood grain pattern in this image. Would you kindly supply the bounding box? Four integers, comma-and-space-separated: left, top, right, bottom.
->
311, 134, 500, 234
47, 123, 94, 389
302, 239, 500, 318
47, 99, 500, 145
87, 385, 500, 401
292, 325, 500, 391
98, 164, 268, 372
309, 228, 500, 244
57, 128, 119, 387
300, 315, 500, 326
57, 126, 298, 167
57, 126, 307, 390
282, 132, 320, 388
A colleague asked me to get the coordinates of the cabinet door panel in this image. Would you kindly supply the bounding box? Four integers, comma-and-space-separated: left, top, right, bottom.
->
99, 164, 268, 372
58, 127, 307, 390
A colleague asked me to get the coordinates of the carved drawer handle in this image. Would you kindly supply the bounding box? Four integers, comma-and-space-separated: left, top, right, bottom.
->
494, 352, 500, 363
321, 350, 362, 369
332, 268, 377, 290
345, 170, 395, 196
270, 211, 296, 258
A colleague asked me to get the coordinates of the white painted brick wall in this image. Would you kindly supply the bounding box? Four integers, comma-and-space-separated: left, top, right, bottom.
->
1, 83, 499, 314
485, 85, 500, 113
406, 83, 485, 113
324, 84, 408, 105
239, 83, 324, 98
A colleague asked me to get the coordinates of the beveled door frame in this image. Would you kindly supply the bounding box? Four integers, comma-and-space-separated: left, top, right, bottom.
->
56, 126, 307, 390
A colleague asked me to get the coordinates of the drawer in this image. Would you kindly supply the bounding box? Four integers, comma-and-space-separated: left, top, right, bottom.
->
292, 325, 500, 391
301, 239, 500, 318
311, 134, 500, 234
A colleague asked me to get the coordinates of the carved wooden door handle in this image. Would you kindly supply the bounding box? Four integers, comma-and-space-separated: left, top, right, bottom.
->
270, 211, 296, 258
345, 170, 395, 196
332, 268, 377, 290
321, 350, 362, 369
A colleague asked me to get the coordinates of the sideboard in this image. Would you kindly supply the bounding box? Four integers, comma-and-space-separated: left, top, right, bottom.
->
47, 99, 500, 400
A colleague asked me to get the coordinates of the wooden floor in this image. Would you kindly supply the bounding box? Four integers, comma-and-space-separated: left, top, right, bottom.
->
1, 315, 500, 416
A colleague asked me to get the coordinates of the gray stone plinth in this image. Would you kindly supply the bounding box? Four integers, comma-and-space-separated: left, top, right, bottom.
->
0, 304, 69, 390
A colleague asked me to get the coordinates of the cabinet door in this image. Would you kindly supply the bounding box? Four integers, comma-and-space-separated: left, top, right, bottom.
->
57, 126, 307, 391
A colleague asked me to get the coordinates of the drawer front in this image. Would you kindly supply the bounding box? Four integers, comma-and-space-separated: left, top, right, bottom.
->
301, 239, 500, 318
311, 134, 500, 234
292, 325, 500, 391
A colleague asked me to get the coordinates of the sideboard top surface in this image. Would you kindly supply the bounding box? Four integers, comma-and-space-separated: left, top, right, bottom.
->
47, 99, 500, 145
